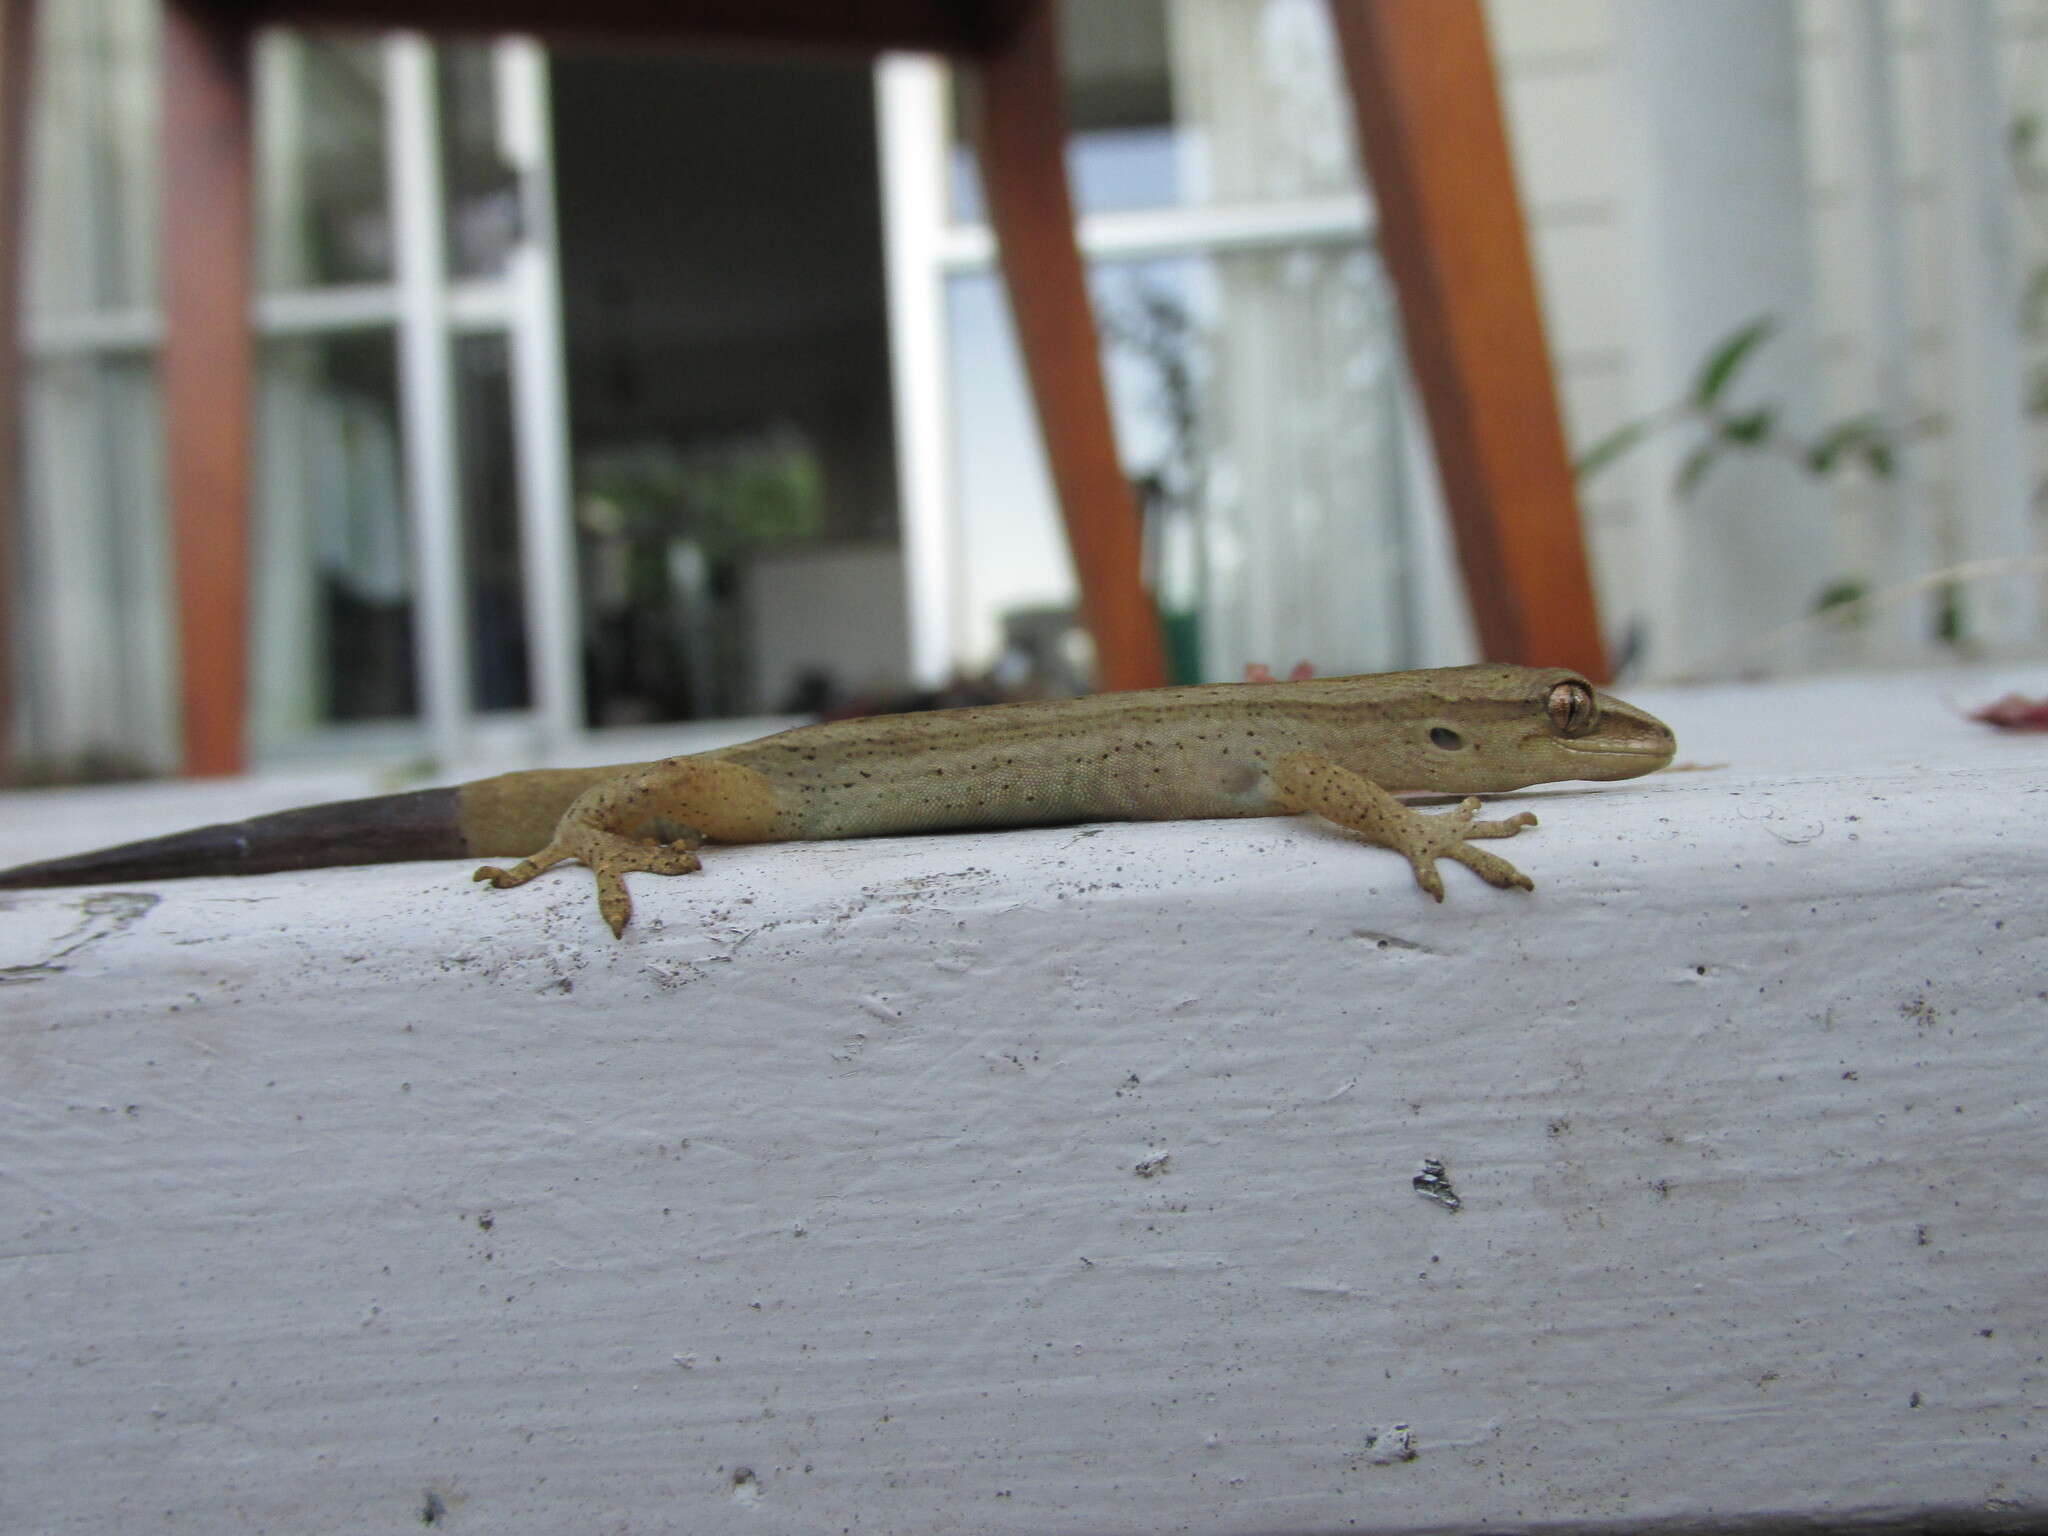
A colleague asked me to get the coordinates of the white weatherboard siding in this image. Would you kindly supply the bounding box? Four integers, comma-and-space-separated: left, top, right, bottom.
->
2, 668, 2045, 1534
1612, 1, 1834, 679
1491, 0, 2048, 679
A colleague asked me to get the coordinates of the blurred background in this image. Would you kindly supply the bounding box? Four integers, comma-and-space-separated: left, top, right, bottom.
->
4, 0, 2047, 783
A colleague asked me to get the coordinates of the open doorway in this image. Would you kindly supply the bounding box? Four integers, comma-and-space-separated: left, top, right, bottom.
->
550, 49, 907, 726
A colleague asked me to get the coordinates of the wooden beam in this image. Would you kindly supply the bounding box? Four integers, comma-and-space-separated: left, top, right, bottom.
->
0, 0, 35, 775
973, 0, 1166, 692
162, 3, 254, 775
1330, 0, 1608, 681
211, 0, 1032, 58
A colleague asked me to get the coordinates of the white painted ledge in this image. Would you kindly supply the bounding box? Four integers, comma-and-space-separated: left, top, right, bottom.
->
3, 668, 2045, 1535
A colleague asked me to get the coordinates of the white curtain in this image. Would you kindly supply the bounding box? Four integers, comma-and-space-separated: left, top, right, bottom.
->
25, 0, 158, 317
18, 0, 175, 769
1166, 0, 1415, 679
254, 349, 410, 740
21, 359, 177, 771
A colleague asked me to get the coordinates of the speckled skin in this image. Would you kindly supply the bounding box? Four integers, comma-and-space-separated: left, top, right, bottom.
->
475, 664, 1677, 937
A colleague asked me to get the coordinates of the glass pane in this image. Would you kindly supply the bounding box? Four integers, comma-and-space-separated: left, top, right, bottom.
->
944, 241, 1408, 685
943, 271, 1080, 683
454, 333, 531, 710
439, 43, 523, 280
1180, 242, 1411, 678
949, 0, 1359, 222
25, 0, 160, 317
18, 357, 175, 773
254, 329, 416, 741
256, 34, 393, 289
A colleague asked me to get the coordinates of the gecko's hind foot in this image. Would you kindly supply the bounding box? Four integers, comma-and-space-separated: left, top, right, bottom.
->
474, 829, 704, 936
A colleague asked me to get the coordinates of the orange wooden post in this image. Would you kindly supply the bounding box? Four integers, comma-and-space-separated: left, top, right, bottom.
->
973, 0, 1167, 693
0, 0, 36, 774
162, 2, 255, 774
1330, 0, 1609, 681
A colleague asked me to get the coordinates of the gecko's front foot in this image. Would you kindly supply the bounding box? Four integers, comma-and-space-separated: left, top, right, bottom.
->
474, 826, 704, 937
1270, 752, 1540, 902
1400, 797, 1538, 901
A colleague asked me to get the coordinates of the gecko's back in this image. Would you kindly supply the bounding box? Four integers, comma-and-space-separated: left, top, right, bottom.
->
706, 665, 1663, 841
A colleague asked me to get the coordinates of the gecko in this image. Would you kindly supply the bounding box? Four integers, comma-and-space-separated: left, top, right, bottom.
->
0, 665, 1675, 937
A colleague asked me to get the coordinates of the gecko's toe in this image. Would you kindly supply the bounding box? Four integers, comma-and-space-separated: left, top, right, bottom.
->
1464, 809, 1539, 841
1451, 843, 1533, 892
1410, 858, 1448, 901
640, 841, 704, 877
475, 844, 572, 890
594, 865, 634, 937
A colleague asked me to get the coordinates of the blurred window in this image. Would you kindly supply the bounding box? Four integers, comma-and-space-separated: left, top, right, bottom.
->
910, 0, 1421, 687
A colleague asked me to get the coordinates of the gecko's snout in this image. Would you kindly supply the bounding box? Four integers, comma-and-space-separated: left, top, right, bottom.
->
1565, 696, 1677, 778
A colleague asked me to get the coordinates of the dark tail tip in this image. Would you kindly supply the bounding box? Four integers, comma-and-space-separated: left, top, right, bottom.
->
0, 786, 465, 890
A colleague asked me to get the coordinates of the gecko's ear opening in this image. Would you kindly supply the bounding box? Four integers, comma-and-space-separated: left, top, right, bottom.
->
1428, 726, 1464, 750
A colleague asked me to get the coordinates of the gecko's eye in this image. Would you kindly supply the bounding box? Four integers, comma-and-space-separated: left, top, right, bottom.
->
1547, 680, 1598, 737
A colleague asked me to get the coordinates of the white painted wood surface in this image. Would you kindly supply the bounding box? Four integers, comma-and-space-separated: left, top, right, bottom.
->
3, 668, 2046, 1534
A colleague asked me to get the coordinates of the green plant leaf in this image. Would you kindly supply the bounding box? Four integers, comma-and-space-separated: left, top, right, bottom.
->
1719, 406, 1775, 445
1574, 419, 1651, 481
1693, 317, 1776, 407
2024, 268, 2048, 337
1863, 439, 1895, 480
1806, 414, 1884, 474
1813, 579, 1867, 624
1936, 583, 1963, 645
1675, 440, 1720, 497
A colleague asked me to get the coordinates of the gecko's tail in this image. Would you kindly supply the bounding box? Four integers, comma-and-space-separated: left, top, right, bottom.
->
0, 787, 466, 890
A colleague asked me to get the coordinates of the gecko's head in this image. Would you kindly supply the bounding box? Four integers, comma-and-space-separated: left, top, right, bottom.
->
1398, 665, 1676, 792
